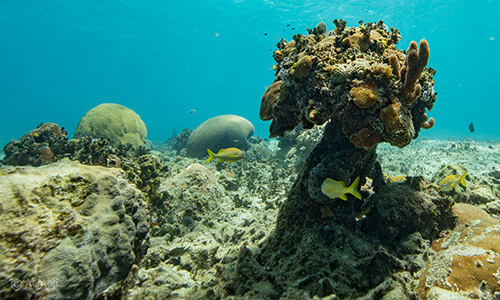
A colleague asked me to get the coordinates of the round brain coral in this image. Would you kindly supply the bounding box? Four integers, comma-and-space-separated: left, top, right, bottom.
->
74, 103, 147, 147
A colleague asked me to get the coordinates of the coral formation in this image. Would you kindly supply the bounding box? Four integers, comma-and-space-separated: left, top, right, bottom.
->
3, 123, 68, 166
0, 159, 149, 299
186, 115, 254, 158
1, 124, 499, 299
260, 81, 282, 121
74, 103, 147, 147
229, 19, 443, 299
261, 19, 436, 148
417, 204, 500, 298
2, 123, 167, 205
171, 128, 192, 154
350, 85, 379, 108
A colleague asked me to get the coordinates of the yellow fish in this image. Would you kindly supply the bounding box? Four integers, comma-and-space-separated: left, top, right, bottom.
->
438, 171, 467, 191
321, 177, 362, 201
206, 147, 245, 163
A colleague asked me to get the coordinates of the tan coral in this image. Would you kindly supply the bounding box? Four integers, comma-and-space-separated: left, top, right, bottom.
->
292, 55, 313, 78
421, 116, 435, 129
342, 29, 369, 51
420, 204, 500, 298
351, 128, 380, 149
260, 81, 282, 121
379, 103, 404, 134
400, 40, 430, 104
350, 86, 378, 108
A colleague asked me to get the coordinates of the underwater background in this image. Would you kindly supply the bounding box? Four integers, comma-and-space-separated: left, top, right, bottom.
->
1, 0, 499, 147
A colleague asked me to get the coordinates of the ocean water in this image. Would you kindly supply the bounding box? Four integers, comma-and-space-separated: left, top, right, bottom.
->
1, 0, 499, 147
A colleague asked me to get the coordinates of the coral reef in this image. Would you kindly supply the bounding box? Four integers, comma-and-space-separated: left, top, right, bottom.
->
3, 123, 69, 166
0, 159, 149, 299
2, 123, 168, 206
222, 19, 444, 299
260, 81, 282, 121
1, 123, 499, 299
262, 19, 436, 148
74, 103, 147, 147
186, 115, 255, 158
171, 128, 192, 154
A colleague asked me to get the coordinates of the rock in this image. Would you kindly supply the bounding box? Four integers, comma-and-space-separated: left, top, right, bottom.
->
3, 123, 69, 166
161, 163, 223, 217
186, 115, 254, 158
362, 177, 457, 245
74, 103, 147, 147
469, 185, 496, 204
0, 159, 149, 300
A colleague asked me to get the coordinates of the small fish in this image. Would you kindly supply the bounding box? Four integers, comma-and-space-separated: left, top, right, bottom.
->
291, 28, 296, 30
206, 147, 245, 163
438, 171, 467, 191
321, 177, 362, 201
188, 109, 196, 115
264, 32, 267, 36
286, 24, 290, 27
168, 246, 190, 257
468, 122, 475, 133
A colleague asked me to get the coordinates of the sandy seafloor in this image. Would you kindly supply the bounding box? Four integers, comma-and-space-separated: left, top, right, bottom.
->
1, 135, 500, 299
378, 138, 500, 179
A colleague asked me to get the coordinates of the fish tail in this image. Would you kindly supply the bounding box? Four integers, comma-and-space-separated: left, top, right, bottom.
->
206, 148, 215, 163
348, 177, 362, 200
459, 171, 467, 188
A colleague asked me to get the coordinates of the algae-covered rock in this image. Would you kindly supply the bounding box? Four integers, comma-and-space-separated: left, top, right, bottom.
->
3, 123, 69, 166
362, 177, 457, 244
0, 159, 149, 300
186, 115, 254, 158
74, 103, 147, 147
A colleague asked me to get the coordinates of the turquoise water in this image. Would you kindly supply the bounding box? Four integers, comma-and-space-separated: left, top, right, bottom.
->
1, 0, 499, 146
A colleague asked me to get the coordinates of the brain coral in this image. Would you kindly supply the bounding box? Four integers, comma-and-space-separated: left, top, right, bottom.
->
261, 19, 436, 149
186, 115, 255, 158
74, 103, 147, 147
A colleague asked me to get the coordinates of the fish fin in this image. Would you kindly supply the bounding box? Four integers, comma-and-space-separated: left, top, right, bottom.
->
217, 149, 225, 154
206, 149, 215, 163
217, 158, 223, 163
348, 177, 362, 200
340, 194, 348, 201
459, 171, 467, 188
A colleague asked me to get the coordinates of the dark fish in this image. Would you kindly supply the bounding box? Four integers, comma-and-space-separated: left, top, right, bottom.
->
286, 24, 290, 27
468, 122, 475, 133
264, 33, 267, 36
168, 246, 190, 257
291, 27, 296, 30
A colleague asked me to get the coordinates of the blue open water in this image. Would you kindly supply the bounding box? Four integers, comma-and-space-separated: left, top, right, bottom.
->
1, 0, 499, 146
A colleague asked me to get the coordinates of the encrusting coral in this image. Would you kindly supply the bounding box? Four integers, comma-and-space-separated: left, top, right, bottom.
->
261, 19, 436, 148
